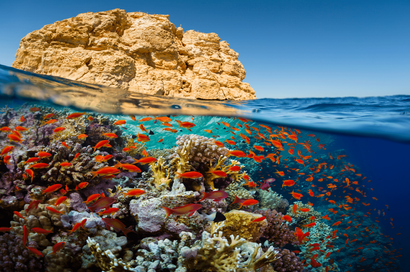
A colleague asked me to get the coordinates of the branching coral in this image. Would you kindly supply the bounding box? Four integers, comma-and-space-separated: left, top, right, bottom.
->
149, 156, 172, 190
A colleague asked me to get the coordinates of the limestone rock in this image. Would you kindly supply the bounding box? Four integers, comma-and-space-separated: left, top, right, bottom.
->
13, 9, 256, 100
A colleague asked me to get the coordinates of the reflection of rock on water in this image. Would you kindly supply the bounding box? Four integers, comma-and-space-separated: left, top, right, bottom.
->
12, 9, 256, 101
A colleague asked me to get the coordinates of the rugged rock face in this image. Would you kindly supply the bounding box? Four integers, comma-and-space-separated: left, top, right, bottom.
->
13, 9, 256, 100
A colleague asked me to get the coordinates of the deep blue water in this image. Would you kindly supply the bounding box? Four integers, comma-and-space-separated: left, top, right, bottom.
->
0, 64, 409, 271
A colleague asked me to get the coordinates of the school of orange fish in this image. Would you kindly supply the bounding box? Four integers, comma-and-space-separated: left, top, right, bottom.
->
0, 106, 403, 271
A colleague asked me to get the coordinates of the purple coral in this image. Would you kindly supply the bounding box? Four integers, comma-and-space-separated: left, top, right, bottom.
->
271, 248, 304, 272
0, 233, 44, 272
256, 209, 297, 247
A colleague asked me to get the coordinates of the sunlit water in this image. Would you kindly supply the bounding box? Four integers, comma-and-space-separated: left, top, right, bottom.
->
0, 64, 409, 272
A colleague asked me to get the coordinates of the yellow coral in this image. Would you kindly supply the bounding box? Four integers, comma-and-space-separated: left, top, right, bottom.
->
211, 210, 267, 242
205, 156, 245, 189
170, 139, 192, 174
150, 157, 171, 190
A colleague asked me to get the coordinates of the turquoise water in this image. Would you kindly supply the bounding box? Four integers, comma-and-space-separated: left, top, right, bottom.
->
0, 64, 409, 271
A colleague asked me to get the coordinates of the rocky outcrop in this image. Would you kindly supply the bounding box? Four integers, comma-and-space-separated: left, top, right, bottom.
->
13, 9, 256, 100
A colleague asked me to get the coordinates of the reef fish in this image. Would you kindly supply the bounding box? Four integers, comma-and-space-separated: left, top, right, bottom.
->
88, 197, 116, 212
52, 242, 65, 254
42, 184, 63, 194
199, 190, 228, 202
133, 157, 157, 165
66, 112, 86, 119
102, 218, 134, 236
123, 189, 146, 197
162, 204, 202, 218
176, 171, 203, 179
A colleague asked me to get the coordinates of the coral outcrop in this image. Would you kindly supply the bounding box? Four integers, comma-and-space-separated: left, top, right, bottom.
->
12, 9, 256, 100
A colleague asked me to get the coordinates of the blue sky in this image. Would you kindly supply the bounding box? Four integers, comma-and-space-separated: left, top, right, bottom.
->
0, 0, 409, 98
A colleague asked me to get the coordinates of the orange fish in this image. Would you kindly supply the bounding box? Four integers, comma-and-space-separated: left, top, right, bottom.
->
155, 116, 172, 123
0, 126, 12, 132
290, 191, 303, 200
227, 150, 246, 157
55, 196, 67, 206
130, 115, 137, 121
43, 113, 55, 119
124, 189, 146, 197
14, 211, 25, 220
282, 215, 292, 223
133, 157, 157, 165
243, 181, 257, 188
60, 162, 72, 167
176, 171, 203, 179
115, 163, 141, 173
139, 117, 153, 122
199, 190, 228, 202
229, 166, 241, 171
176, 120, 196, 131
1, 146, 14, 157
38, 151, 52, 158
76, 182, 89, 190
29, 163, 49, 169
67, 112, 86, 119
282, 179, 295, 187
7, 134, 22, 143
53, 127, 66, 133
208, 170, 227, 177
43, 119, 58, 125
238, 199, 259, 209
332, 221, 341, 226
0, 227, 12, 232
225, 140, 236, 145
27, 247, 44, 257
114, 120, 126, 125
93, 140, 110, 152
52, 242, 65, 254
15, 126, 28, 132
43, 184, 63, 194
103, 133, 118, 138
69, 222, 83, 234
137, 134, 150, 142
98, 207, 120, 216
83, 194, 101, 204
214, 140, 225, 147
162, 204, 202, 218
250, 216, 266, 223
31, 227, 53, 234
20, 116, 25, 122
88, 116, 94, 121
62, 142, 69, 148
92, 166, 121, 177
29, 107, 41, 112
78, 134, 88, 139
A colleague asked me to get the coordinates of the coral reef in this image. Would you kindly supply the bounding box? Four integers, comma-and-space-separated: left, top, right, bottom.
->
0, 232, 44, 272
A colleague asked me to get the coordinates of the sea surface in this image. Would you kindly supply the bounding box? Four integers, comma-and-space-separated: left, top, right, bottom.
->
0, 64, 409, 272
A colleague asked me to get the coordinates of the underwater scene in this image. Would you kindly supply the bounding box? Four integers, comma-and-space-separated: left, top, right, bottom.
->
0, 65, 410, 272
